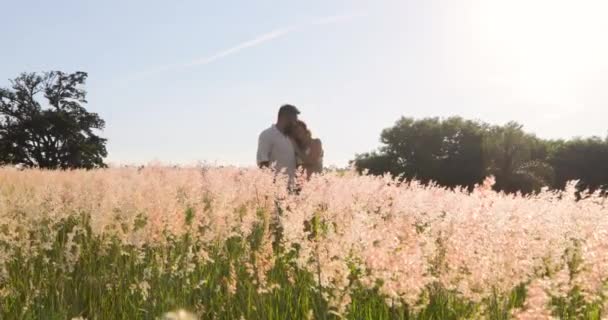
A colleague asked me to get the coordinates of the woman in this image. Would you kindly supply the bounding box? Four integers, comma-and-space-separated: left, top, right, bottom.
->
290, 120, 323, 179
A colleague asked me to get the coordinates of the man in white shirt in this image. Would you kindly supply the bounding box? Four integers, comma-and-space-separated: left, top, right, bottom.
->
257, 104, 300, 182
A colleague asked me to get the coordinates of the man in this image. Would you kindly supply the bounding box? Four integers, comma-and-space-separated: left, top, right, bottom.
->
257, 104, 300, 249
257, 104, 300, 183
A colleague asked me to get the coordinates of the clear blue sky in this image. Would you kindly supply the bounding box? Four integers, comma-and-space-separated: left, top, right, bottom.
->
2, 0, 607, 167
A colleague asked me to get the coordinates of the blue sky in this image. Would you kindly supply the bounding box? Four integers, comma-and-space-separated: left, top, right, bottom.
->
2, 0, 608, 167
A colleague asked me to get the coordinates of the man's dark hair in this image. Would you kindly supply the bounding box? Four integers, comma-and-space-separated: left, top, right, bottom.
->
278, 104, 300, 118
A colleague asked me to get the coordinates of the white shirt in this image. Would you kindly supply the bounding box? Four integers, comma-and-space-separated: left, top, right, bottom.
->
257, 125, 297, 180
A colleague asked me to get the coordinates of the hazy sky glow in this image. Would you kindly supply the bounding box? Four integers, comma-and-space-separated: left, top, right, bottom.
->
2, 0, 607, 167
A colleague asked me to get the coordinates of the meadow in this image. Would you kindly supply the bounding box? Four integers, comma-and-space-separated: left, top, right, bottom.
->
0, 166, 607, 319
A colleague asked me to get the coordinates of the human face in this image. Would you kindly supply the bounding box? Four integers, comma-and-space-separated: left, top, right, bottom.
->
283, 114, 298, 134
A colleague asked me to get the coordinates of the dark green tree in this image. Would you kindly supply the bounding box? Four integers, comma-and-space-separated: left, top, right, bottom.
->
482, 122, 554, 194
353, 116, 608, 194
353, 117, 486, 190
548, 137, 608, 193
0, 71, 107, 169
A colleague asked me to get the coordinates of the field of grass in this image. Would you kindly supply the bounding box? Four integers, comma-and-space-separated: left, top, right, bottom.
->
0, 166, 607, 319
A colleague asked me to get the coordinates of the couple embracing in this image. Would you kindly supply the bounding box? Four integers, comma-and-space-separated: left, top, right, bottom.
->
256, 104, 323, 184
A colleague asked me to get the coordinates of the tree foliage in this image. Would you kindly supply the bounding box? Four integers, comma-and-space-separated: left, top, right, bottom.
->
353, 117, 608, 194
359, 117, 485, 190
548, 137, 608, 193
482, 122, 554, 194
0, 71, 107, 169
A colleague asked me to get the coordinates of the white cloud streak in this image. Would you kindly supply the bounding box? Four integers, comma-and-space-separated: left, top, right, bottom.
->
182, 27, 294, 68
124, 12, 363, 80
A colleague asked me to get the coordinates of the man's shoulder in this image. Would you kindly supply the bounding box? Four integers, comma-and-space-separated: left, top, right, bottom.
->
259, 126, 277, 145
260, 125, 278, 137
260, 125, 273, 133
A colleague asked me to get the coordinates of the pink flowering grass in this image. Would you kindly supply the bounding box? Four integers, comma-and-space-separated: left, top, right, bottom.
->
0, 166, 606, 319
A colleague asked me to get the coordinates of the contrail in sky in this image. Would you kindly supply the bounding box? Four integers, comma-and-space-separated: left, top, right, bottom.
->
122, 12, 364, 81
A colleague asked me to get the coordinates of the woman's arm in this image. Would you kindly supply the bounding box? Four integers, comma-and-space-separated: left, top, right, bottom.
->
309, 139, 322, 162
302, 139, 323, 179
298, 139, 322, 166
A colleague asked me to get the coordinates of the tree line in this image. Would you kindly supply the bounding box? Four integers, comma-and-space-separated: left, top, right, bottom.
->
353, 117, 608, 194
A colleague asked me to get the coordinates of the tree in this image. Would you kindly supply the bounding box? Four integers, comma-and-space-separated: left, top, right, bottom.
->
0, 71, 107, 169
353, 117, 560, 193
353, 117, 486, 190
482, 122, 554, 193
352, 151, 399, 177
548, 137, 608, 194
354, 116, 608, 195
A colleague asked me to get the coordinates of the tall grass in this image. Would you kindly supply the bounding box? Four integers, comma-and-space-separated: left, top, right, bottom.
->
0, 166, 606, 319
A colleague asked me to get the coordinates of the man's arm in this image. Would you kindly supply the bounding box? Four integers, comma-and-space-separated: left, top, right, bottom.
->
257, 132, 271, 168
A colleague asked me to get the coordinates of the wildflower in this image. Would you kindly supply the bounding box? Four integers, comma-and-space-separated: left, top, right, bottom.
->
161, 309, 198, 320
